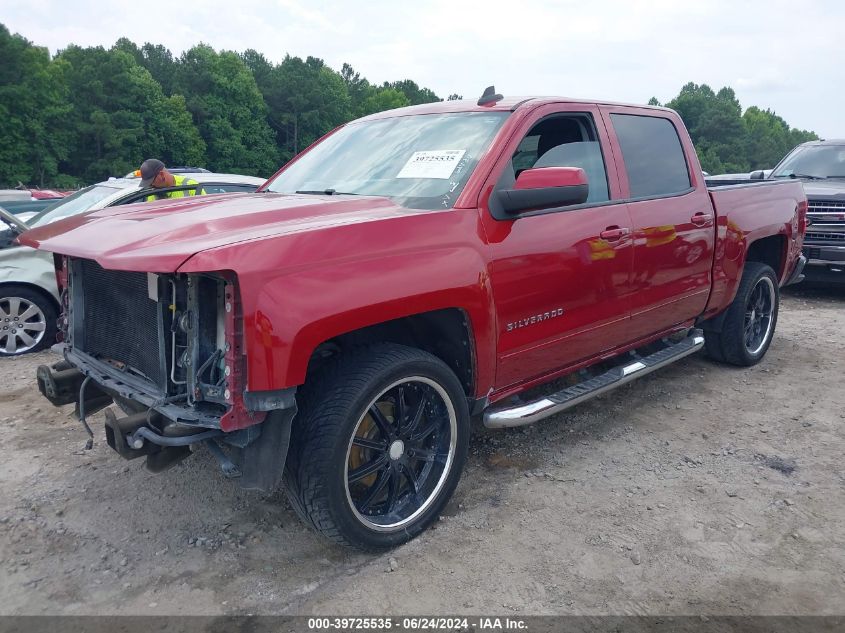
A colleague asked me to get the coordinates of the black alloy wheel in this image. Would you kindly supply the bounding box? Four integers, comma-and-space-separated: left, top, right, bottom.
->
743, 275, 776, 356
285, 344, 470, 550
704, 262, 779, 366
345, 376, 456, 531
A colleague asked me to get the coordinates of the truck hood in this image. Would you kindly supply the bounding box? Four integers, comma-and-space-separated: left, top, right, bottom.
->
802, 181, 845, 199
18, 192, 415, 272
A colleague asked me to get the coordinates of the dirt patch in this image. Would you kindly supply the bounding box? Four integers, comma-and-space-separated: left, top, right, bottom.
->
0, 284, 843, 615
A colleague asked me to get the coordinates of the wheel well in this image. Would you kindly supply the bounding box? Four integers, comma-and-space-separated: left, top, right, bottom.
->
745, 235, 786, 279
0, 282, 60, 312
306, 308, 475, 397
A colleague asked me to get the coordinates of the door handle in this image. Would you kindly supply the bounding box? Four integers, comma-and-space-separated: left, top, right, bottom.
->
600, 226, 630, 241
691, 212, 713, 226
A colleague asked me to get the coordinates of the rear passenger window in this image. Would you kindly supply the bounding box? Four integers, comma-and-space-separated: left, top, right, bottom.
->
610, 114, 691, 198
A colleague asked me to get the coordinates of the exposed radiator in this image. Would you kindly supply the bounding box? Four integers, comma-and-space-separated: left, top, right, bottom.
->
73, 258, 167, 389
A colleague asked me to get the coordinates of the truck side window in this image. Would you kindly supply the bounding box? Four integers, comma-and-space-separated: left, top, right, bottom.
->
507, 114, 610, 203
610, 114, 691, 198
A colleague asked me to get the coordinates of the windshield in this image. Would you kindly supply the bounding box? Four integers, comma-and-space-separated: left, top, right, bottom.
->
771, 145, 845, 179
264, 112, 509, 209
28, 184, 124, 227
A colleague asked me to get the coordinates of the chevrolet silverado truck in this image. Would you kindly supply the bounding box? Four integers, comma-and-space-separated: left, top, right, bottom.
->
22, 89, 807, 550
766, 139, 845, 283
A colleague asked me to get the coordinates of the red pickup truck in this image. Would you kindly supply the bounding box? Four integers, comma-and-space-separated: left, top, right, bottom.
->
24, 89, 807, 550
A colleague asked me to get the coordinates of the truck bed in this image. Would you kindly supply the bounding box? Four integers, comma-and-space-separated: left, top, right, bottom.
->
702, 178, 806, 317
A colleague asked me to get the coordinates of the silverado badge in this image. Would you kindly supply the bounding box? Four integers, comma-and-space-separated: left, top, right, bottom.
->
506, 308, 564, 332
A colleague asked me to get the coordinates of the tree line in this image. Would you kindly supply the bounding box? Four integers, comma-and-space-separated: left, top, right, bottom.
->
0, 24, 460, 188
650, 84, 817, 174
0, 23, 818, 188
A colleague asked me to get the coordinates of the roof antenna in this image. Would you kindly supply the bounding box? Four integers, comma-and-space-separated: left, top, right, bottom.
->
477, 85, 503, 106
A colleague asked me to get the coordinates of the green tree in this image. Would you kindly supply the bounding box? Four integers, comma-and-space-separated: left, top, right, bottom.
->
666, 83, 749, 173
241, 49, 274, 93
0, 25, 72, 187
358, 87, 410, 117
742, 106, 817, 169
113, 37, 143, 64
57, 44, 205, 181
663, 81, 818, 173
340, 63, 373, 116
263, 55, 351, 159
139, 43, 177, 95
174, 44, 277, 174
113, 39, 179, 96
387, 79, 439, 105
789, 127, 817, 149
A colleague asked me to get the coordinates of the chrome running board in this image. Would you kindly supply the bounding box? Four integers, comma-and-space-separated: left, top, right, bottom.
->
483, 330, 705, 429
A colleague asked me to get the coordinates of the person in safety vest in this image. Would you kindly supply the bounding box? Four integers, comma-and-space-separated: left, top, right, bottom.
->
138, 159, 205, 201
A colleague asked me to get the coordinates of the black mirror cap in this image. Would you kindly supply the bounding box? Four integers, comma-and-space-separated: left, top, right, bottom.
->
497, 184, 589, 214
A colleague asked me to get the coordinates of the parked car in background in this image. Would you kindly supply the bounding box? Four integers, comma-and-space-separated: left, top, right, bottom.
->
769, 139, 845, 284
0, 199, 58, 222
0, 188, 68, 201
29, 189, 69, 200
0, 172, 265, 356
0, 189, 71, 223
26, 93, 806, 550
0, 190, 32, 203
707, 169, 772, 182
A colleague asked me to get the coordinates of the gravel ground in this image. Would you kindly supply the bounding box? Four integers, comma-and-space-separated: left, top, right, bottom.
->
0, 285, 843, 616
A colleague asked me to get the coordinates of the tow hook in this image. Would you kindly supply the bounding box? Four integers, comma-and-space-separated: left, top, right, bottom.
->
104, 409, 159, 459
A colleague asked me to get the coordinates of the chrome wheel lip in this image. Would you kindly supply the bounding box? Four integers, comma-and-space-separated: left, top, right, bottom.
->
0, 296, 48, 355
744, 276, 776, 356
344, 375, 457, 533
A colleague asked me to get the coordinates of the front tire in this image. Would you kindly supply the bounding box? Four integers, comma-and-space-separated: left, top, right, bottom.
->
704, 262, 779, 366
285, 344, 470, 550
0, 285, 57, 356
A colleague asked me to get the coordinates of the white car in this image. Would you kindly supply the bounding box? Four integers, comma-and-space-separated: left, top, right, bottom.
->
0, 172, 265, 356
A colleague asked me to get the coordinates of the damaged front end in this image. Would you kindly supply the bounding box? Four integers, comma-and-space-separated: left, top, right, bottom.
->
36, 256, 296, 491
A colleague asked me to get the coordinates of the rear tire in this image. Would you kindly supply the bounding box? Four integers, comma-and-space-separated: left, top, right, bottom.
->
0, 285, 57, 356
285, 343, 470, 550
704, 262, 779, 366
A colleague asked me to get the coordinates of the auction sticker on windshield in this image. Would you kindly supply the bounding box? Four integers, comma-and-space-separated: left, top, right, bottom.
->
397, 150, 466, 179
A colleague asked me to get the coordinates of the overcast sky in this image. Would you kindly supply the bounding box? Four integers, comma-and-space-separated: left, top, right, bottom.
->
5, 0, 844, 139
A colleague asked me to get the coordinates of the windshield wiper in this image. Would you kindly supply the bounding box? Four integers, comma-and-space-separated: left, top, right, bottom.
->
0, 206, 29, 234
295, 189, 358, 196
788, 173, 826, 180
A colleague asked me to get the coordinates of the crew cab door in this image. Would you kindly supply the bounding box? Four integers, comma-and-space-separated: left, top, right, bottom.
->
479, 104, 634, 390
600, 107, 715, 339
